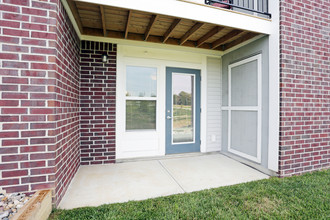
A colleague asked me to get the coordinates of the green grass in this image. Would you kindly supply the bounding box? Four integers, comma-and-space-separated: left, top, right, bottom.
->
50, 169, 330, 220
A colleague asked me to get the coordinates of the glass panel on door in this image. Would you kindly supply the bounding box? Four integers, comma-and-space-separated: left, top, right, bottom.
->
172, 73, 194, 143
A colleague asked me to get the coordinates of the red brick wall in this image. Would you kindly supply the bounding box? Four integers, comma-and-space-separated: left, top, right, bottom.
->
0, 0, 57, 195
80, 41, 116, 165
0, 0, 80, 205
279, 0, 330, 176
53, 1, 80, 205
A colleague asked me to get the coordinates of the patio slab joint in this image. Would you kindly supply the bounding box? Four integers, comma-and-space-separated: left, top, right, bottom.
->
158, 160, 186, 193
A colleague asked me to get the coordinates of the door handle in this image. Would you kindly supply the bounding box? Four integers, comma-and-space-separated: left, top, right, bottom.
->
167, 116, 172, 120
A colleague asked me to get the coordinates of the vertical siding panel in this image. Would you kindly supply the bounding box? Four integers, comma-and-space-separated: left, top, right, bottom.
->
206, 57, 221, 151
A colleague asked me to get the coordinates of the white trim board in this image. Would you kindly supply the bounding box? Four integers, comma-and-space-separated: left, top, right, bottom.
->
61, 0, 82, 39
267, 0, 280, 172
82, 35, 223, 57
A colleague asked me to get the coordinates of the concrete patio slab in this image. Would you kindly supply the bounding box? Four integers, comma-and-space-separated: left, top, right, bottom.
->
59, 154, 269, 209
59, 160, 184, 209
160, 154, 269, 192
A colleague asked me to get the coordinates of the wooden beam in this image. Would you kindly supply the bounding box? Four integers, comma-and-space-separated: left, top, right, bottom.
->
221, 32, 260, 51
196, 26, 224, 47
81, 28, 212, 50
163, 19, 181, 43
67, 0, 84, 34
124, 10, 132, 39
179, 22, 204, 45
211, 29, 243, 49
145, 15, 158, 41
100, 6, 106, 37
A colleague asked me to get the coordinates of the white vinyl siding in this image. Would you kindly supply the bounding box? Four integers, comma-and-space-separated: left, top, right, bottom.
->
206, 57, 221, 152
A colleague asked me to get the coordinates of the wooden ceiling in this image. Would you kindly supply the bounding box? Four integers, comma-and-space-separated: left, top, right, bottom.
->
67, 0, 261, 51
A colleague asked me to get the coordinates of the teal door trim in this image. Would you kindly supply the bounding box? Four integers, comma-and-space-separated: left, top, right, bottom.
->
165, 67, 201, 154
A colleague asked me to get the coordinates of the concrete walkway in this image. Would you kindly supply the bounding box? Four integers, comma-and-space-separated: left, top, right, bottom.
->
59, 154, 268, 209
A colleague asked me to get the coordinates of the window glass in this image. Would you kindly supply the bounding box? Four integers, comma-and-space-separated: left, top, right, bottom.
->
172, 73, 194, 143
126, 66, 157, 97
126, 100, 156, 130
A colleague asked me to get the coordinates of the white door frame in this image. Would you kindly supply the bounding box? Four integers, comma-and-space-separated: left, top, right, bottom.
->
222, 54, 262, 163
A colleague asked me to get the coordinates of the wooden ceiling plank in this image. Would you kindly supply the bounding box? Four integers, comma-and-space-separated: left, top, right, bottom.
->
77, 10, 100, 17
211, 29, 243, 49
163, 18, 181, 43
67, 0, 84, 34
179, 22, 204, 45
100, 6, 107, 36
124, 10, 132, 39
196, 26, 224, 47
144, 14, 158, 41
75, 2, 100, 12
221, 32, 259, 51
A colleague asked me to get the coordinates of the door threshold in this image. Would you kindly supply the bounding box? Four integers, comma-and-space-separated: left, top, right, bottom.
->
116, 151, 221, 163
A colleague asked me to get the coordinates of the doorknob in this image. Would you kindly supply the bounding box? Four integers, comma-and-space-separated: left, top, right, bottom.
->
167, 116, 172, 120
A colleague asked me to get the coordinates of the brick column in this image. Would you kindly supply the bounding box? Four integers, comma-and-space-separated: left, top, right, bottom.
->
0, 0, 80, 205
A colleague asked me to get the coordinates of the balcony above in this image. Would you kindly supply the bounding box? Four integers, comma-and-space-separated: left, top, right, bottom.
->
65, 0, 273, 52
205, 0, 271, 18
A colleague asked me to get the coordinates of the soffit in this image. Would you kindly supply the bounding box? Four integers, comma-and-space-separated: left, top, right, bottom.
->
67, 0, 262, 51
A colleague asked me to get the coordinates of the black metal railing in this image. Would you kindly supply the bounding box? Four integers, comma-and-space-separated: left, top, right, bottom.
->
205, 0, 271, 18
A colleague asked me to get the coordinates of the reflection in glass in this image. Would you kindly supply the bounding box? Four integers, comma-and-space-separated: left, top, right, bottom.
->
172, 73, 194, 143
126, 66, 157, 97
126, 100, 156, 130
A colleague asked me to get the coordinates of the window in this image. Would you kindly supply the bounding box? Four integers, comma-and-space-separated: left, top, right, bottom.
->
172, 73, 195, 143
125, 66, 157, 130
